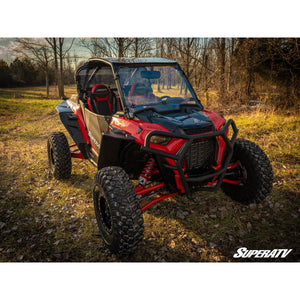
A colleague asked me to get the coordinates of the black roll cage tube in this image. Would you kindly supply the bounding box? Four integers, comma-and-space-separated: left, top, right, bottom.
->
141, 119, 239, 196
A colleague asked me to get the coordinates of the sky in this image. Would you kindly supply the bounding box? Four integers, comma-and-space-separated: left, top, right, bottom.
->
0, 38, 17, 61
1, 1, 298, 64
0, 38, 91, 63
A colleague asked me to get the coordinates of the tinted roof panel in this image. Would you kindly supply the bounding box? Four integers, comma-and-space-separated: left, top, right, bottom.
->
88, 57, 177, 65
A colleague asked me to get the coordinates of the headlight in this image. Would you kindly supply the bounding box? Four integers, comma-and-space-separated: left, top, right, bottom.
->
150, 135, 171, 145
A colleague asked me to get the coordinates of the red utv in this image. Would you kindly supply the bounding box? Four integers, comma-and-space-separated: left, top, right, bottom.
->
47, 58, 273, 256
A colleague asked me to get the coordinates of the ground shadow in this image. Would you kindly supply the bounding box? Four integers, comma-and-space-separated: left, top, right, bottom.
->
144, 188, 299, 262
1, 161, 298, 262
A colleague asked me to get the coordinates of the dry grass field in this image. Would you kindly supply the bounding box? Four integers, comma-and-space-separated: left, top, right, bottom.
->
0, 86, 299, 262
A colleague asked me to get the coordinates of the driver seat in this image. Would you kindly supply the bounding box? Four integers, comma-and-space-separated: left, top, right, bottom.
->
129, 82, 157, 105
88, 84, 114, 115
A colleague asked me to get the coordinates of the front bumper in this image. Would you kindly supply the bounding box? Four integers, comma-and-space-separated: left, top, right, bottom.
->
141, 119, 239, 196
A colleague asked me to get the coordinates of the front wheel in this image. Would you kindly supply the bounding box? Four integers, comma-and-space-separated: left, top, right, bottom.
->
93, 166, 144, 257
222, 139, 273, 204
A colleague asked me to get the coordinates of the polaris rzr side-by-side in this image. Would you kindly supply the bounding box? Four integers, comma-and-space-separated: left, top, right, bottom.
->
47, 58, 273, 257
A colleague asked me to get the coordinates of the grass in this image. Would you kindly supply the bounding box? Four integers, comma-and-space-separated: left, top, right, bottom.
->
0, 86, 299, 262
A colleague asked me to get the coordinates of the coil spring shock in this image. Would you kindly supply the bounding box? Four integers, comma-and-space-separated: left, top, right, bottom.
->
138, 157, 158, 186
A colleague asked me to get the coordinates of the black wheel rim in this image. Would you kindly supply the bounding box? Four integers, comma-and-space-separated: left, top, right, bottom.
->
226, 161, 248, 186
95, 187, 112, 233
240, 163, 248, 184
47, 142, 55, 171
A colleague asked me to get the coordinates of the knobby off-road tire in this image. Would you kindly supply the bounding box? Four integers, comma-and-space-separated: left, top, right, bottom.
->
93, 166, 144, 257
47, 132, 71, 179
221, 139, 273, 204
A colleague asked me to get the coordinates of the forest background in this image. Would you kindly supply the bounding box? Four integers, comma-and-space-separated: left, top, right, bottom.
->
1, 37, 299, 111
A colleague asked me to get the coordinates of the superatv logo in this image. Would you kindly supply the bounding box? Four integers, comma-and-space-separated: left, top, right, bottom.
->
233, 247, 292, 259
88, 131, 100, 149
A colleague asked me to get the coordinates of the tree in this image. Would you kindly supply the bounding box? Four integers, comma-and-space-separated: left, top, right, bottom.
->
64, 52, 75, 84
46, 38, 60, 95
197, 38, 212, 103
0, 59, 12, 87
10, 57, 37, 85
227, 38, 236, 92
254, 38, 300, 106
79, 38, 108, 57
80, 38, 134, 58
232, 38, 258, 102
15, 38, 52, 98
169, 38, 202, 90
211, 38, 227, 102
155, 38, 166, 92
113, 38, 133, 58
46, 38, 74, 97
131, 38, 153, 57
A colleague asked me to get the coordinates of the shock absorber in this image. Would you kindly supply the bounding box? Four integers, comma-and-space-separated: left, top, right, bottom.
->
138, 157, 158, 186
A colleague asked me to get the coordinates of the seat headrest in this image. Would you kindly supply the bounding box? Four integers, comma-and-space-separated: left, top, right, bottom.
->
131, 82, 153, 97
92, 84, 110, 99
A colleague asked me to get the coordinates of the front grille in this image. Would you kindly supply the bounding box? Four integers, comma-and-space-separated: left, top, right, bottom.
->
184, 138, 216, 171
183, 125, 214, 135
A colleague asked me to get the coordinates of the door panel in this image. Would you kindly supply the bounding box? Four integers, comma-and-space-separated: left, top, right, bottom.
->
84, 108, 110, 153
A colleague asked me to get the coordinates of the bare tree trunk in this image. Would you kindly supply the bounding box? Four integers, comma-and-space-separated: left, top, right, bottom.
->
227, 38, 235, 92
203, 53, 209, 103
156, 38, 164, 92
180, 80, 184, 94
73, 51, 78, 68
218, 38, 226, 101
59, 38, 64, 97
117, 38, 125, 58
45, 70, 49, 98
46, 38, 63, 98
244, 39, 256, 101
52, 38, 58, 86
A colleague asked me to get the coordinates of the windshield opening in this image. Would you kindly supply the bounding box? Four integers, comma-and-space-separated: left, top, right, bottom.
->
118, 65, 198, 108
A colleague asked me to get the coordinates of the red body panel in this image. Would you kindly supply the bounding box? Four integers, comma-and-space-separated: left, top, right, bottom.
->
203, 109, 225, 130
65, 98, 234, 199
66, 100, 89, 143
66, 100, 98, 152
110, 116, 188, 154
111, 110, 229, 194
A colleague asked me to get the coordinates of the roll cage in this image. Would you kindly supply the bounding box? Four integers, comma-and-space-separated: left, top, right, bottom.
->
75, 57, 202, 118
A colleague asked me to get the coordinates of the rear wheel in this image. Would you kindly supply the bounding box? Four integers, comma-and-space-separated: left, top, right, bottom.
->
222, 139, 273, 204
93, 166, 144, 257
47, 132, 71, 179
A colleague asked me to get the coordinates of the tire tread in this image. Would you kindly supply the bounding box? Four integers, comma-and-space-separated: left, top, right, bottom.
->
93, 166, 144, 257
47, 132, 71, 179
222, 139, 273, 204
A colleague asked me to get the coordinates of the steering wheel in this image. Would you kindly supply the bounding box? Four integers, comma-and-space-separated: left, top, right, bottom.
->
159, 96, 171, 101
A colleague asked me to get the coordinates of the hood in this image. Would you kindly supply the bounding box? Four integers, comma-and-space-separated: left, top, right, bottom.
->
136, 109, 215, 135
